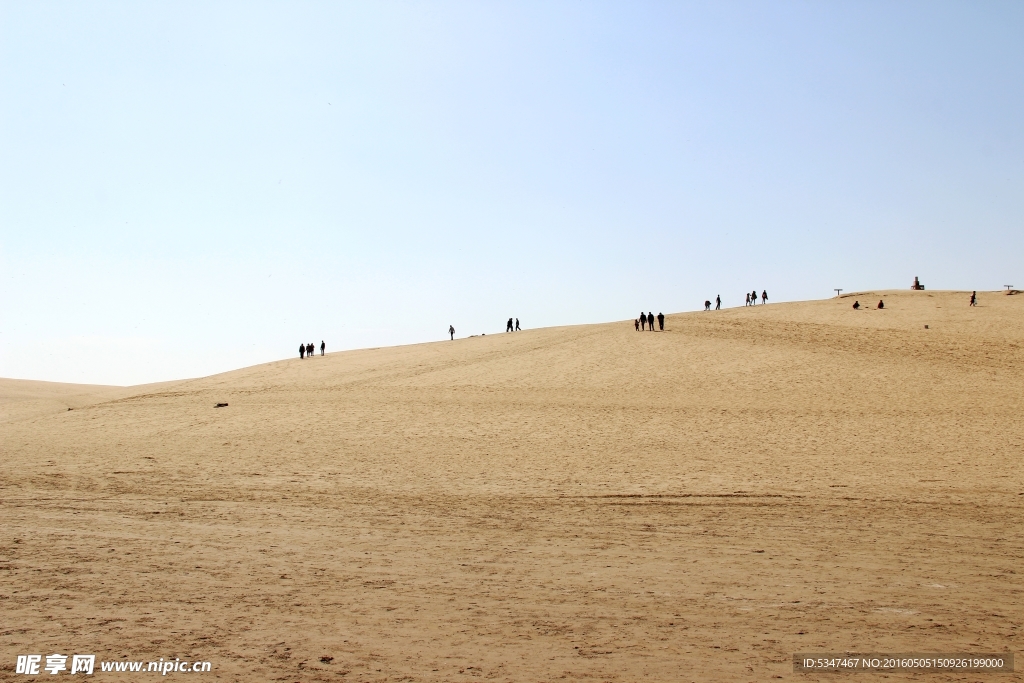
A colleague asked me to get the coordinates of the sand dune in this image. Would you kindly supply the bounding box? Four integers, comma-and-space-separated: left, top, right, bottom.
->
2, 290, 1021, 681
0, 379, 187, 425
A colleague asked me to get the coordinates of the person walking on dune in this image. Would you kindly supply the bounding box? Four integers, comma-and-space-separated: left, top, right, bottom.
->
299, 343, 305, 359
704, 300, 711, 311
716, 295, 721, 310
449, 325, 455, 340
647, 312, 655, 331
762, 290, 768, 305
852, 301, 860, 310
745, 293, 750, 306
320, 340, 325, 356
970, 291, 977, 306
635, 318, 639, 331
308, 343, 314, 358
506, 318, 513, 333
752, 290, 758, 305
515, 318, 520, 331
640, 313, 646, 330
657, 312, 664, 330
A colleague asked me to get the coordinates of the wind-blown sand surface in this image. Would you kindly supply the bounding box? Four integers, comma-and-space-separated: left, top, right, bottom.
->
2, 290, 1021, 681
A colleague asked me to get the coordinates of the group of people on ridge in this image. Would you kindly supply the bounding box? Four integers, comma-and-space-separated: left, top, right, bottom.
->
506, 318, 521, 332
746, 290, 768, 306
704, 295, 722, 310
635, 312, 664, 331
299, 341, 324, 358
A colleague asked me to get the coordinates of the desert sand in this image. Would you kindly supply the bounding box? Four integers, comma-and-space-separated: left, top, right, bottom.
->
2, 290, 1021, 681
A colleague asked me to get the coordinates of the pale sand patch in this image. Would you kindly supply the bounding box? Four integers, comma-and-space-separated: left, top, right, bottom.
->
1, 290, 1021, 681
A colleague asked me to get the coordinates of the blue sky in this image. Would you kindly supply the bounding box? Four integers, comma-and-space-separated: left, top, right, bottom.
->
2, 1, 1022, 385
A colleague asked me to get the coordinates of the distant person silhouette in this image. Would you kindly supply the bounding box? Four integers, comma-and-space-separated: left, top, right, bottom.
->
299, 343, 305, 359
716, 295, 721, 310
515, 318, 520, 331
449, 325, 455, 340
320, 340, 325, 356
752, 290, 758, 305
506, 318, 513, 332
704, 300, 711, 311
640, 313, 646, 330
658, 312, 665, 330
745, 293, 750, 306
635, 318, 640, 331
647, 312, 655, 331
877, 300, 884, 309
852, 301, 860, 310
762, 290, 767, 304
970, 291, 977, 306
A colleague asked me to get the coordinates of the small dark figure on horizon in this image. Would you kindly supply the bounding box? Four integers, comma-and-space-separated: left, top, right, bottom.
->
506, 318, 513, 332
640, 313, 646, 330
647, 312, 655, 331
321, 340, 325, 356
745, 293, 750, 306
762, 290, 767, 305
853, 301, 860, 310
299, 344, 304, 359
450, 325, 455, 340
877, 300, 884, 309
635, 319, 639, 331
970, 291, 977, 306
515, 318, 520, 331
704, 300, 711, 311
657, 312, 664, 330
752, 290, 758, 305
715, 295, 721, 310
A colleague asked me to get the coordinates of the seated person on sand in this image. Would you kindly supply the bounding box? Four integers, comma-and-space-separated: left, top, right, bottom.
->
877, 300, 884, 309
852, 301, 860, 310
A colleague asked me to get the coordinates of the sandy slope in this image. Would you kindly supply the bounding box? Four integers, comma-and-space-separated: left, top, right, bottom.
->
1, 290, 1021, 682
0, 379, 187, 425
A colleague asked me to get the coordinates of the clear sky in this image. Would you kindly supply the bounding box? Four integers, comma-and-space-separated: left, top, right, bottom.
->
2, 1, 1022, 385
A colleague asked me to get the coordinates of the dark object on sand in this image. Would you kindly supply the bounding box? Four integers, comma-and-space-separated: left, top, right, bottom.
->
877, 300, 884, 309
319, 656, 333, 663
852, 301, 860, 310
215, 403, 228, 408
911, 276, 925, 290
